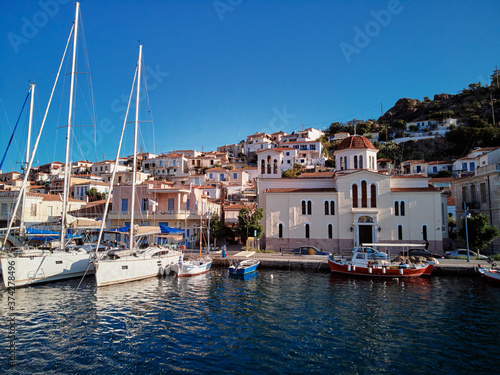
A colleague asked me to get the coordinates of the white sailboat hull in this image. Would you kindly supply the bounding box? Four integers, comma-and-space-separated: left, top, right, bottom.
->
1, 249, 93, 288
94, 249, 181, 287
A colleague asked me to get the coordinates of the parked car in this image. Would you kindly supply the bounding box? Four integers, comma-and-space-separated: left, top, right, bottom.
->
291, 246, 329, 256
444, 249, 488, 259
354, 247, 387, 260
400, 249, 444, 259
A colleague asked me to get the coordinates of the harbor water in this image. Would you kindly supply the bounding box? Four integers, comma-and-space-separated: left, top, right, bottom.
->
1, 269, 499, 374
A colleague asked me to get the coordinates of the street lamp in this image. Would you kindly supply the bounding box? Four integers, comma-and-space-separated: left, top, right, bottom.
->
463, 202, 471, 262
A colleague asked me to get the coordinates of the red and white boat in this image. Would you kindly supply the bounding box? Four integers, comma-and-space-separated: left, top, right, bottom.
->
478, 265, 500, 284
328, 244, 434, 278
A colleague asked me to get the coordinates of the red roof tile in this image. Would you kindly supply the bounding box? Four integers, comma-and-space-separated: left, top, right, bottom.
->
336, 136, 377, 151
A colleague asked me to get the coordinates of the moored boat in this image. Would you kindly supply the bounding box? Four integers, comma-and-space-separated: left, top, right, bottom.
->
478, 265, 500, 284
171, 255, 213, 277
94, 244, 179, 286
229, 258, 260, 275
328, 245, 434, 278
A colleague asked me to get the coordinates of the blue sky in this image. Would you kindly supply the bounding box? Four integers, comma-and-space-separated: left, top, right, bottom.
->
1, 0, 499, 173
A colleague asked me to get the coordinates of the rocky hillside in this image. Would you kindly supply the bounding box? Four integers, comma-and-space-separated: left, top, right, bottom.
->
379, 74, 500, 126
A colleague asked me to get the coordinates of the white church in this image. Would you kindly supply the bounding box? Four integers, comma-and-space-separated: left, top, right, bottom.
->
257, 135, 448, 254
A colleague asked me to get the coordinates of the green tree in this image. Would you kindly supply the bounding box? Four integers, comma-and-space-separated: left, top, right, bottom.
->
282, 163, 305, 178
85, 188, 106, 202
458, 213, 500, 254
209, 214, 226, 242
237, 207, 263, 244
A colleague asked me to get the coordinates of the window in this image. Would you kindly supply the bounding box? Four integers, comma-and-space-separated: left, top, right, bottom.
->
480, 183, 487, 203
470, 162, 475, 172
471, 184, 476, 203
261, 159, 265, 174
354, 155, 358, 169
167, 198, 174, 212
462, 162, 467, 171
328, 224, 333, 239
121, 198, 128, 213
305, 224, 310, 239
330, 201, 335, 215
302, 201, 306, 215
302, 200, 312, 215
462, 186, 467, 202
398, 225, 403, 240
394, 201, 399, 216
278, 223, 283, 238
361, 181, 367, 208
186, 199, 190, 210
141, 198, 149, 212
324, 201, 329, 215
273, 159, 278, 174
307, 200, 312, 215
267, 156, 271, 174
30, 203, 37, 217
359, 155, 363, 169
352, 184, 358, 208
370, 184, 377, 208
233, 173, 237, 180
1, 203, 7, 216
209, 173, 213, 179
400, 201, 405, 216
422, 225, 428, 241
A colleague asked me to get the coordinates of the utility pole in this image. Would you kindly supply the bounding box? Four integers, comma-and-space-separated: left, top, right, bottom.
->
491, 92, 496, 126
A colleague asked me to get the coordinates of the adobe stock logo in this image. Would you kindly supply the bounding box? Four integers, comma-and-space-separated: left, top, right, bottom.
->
339, 0, 403, 64
7, 0, 71, 54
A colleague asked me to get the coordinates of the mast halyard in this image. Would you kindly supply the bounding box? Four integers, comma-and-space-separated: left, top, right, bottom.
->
20, 83, 35, 239
129, 44, 143, 251
60, 1, 80, 250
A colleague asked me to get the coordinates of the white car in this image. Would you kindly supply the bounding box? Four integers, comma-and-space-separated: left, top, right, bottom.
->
444, 249, 488, 259
353, 247, 387, 260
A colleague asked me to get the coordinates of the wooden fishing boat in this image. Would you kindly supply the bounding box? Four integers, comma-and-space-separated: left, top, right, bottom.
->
328, 244, 434, 278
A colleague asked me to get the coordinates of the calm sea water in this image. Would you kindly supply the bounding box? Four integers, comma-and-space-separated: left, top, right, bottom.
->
1, 269, 499, 375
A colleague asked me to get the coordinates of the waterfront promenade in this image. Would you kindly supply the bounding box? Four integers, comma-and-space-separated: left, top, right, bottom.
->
202, 245, 492, 276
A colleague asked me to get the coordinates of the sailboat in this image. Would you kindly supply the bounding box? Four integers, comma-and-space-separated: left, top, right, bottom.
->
92, 44, 181, 287
171, 217, 212, 277
1, 2, 96, 287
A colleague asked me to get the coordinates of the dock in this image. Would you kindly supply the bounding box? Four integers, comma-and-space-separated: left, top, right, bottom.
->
207, 248, 491, 276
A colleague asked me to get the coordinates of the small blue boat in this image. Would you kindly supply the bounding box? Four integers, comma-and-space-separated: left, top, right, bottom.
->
228, 259, 260, 275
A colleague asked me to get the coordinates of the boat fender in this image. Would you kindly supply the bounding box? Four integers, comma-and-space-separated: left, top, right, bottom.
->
348, 264, 351, 272
180, 245, 186, 251
382, 267, 386, 274
399, 268, 403, 275
368, 267, 372, 274
352, 265, 356, 271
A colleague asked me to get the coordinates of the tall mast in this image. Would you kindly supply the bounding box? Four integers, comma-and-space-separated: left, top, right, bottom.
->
60, 1, 80, 250
129, 44, 142, 250
20, 83, 35, 238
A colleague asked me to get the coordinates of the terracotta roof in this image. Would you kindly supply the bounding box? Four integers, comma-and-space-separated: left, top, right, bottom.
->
264, 188, 337, 193
447, 196, 456, 206
256, 147, 294, 153
336, 135, 377, 151
206, 167, 228, 172
377, 158, 393, 162
391, 186, 440, 192
391, 175, 428, 179
298, 172, 335, 178
429, 177, 457, 183
428, 161, 452, 165
402, 160, 426, 165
